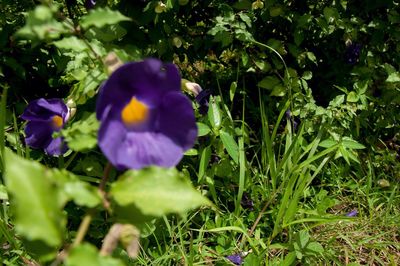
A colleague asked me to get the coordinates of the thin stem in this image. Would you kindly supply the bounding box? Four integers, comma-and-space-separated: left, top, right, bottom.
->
99, 162, 112, 192
72, 162, 113, 247
72, 209, 94, 247
99, 162, 112, 210
240, 191, 278, 247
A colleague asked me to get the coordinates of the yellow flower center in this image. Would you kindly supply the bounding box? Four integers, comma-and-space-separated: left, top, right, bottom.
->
51, 115, 63, 129
121, 97, 149, 126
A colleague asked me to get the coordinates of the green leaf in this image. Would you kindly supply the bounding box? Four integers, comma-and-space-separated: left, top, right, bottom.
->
281, 251, 297, 266
238, 12, 251, 27
297, 230, 310, 248
110, 167, 210, 218
64, 181, 101, 208
257, 76, 281, 90
307, 241, 324, 254
4, 150, 65, 247
15, 5, 68, 42
220, 130, 239, 164
0, 184, 8, 200
80, 7, 131, 30
319, 139, 337, 148
230, 81, 237, 102
386, 72, 400, 83
197, 122, 211, 137
66, 243, 124, 266
199, 146, 211, 182
53, 36, 87, 52
347, 91, 359, 102
341, 138, 366, 149
208, 96, 221, 129
62, 113, 99, 151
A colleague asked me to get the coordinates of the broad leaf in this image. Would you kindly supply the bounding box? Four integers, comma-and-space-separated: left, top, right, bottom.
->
341, 138, 365, 149
62, 112, 99, 151
80, 8, 131, 30
4, 150, 65, 247
197, 122, 211, 137
66, 243, 124, 266
110, 167, 210, 219
53, 36, 87, 52
208, 96, 221, 129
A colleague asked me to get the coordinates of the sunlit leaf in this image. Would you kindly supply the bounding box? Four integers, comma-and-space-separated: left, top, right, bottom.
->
341, 138, 365, 149
220, 130, 239, 163
4, 150, 65, 247
80, 8, 131, 30
197, 122, 211, 137
53, 36, 87, 52
66, 243, 124, 266
110, 167, 210, 219
62, 113, 99, 151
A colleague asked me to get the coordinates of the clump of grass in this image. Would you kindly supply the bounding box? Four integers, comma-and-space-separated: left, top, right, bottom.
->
313, 214, 400, 265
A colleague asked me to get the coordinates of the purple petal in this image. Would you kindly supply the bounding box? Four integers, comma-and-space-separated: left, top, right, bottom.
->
44, 137, 67, 156
96, 59, 181, 121
115, 132, 184, 170
24, 121, 53, 149
157, 92, 197, 150
85, 0, 96, 9
21, 98, 68, 122
195, 89, 211, 115
346, 210, 358, 217
97, 109, 128, 168
226, 254, 243, 265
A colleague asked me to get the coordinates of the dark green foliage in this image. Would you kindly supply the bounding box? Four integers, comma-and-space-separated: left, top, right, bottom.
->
1, 0, 399, 265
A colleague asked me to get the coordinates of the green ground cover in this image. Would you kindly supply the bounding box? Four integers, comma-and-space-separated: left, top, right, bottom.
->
1, 1, 399, 265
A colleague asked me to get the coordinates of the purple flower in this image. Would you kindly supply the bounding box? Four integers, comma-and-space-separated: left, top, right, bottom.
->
226, 254, 243, 265
96, 59, 197, 170
345, 43, 361, 65
240, 193, 254, 210
195, 89, 211, 115
85, 0, 96, 9
346, 209, 358, 217
21, 98, 69, 156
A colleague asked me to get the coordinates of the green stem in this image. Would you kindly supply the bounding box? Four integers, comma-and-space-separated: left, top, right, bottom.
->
72, 162, 112, 247
72, 208, 94, 247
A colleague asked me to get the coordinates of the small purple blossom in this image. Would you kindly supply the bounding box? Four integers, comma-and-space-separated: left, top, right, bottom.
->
226, 254, 243, 265
240, 193, 254, 210
85, 0, 96, 9
285, 109, 299, 131
346, 209, 358, 217
285, 109, 292, 120
345, 43, 361, 65
21, 98, 69, 156
195, 89, 211, 115
96, 59, 197, 170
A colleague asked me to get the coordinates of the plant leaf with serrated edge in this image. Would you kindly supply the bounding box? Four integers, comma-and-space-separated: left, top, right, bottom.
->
62, 112, 99, 151
53, 36, 87, 52
341, 138, 366, 149
4, 149, 65, 247
80, 8, 131, 29
110, 167, 210, 218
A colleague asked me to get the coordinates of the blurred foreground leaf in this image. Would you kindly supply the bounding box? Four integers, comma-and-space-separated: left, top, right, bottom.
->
4, 149, 101, 258
110, 167, 210, 221
80, 7, 131, 29
62, 113, 99, 151
66, 243, 124, 266
4, 150, 66, 248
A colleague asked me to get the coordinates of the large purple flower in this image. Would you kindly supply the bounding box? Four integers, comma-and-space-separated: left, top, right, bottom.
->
96, 59, 197, 170
21, 98, 69, 155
